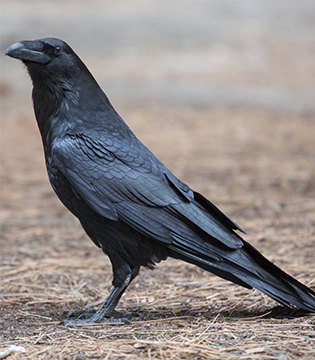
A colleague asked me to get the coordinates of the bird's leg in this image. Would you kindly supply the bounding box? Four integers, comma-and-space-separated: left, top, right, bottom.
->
60, 263, 140, 326
102, 265, 140, 319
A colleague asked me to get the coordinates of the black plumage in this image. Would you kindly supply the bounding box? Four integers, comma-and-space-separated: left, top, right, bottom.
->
5, 38, 315, 324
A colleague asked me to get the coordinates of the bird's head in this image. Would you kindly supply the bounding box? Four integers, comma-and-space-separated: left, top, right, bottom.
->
5, 38, 89, 93
5, 37, 113, 132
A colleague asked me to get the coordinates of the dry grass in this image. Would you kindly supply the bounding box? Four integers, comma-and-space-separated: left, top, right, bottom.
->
1, 106, 315, 359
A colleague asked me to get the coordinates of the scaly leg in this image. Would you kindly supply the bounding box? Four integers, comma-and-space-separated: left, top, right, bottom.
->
60, 262, 140, 326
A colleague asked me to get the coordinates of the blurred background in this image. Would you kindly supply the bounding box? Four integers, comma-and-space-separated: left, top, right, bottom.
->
1, 1, 315, 255
2, 1, 315, 111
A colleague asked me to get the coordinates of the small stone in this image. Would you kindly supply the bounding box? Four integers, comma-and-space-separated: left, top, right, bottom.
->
133, 343, 147, 349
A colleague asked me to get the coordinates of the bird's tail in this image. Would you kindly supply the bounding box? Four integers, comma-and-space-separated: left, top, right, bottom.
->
169, 238, 315, 313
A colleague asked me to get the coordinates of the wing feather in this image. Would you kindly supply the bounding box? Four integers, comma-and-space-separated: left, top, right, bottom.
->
52, 133, 244, 249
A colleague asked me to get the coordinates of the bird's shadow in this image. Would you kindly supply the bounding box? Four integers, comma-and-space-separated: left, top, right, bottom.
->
138, 305, 313, 322
212, 305, 312, 320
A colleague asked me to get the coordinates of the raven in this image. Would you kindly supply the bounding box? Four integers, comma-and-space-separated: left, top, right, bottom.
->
5, 38, 315, 325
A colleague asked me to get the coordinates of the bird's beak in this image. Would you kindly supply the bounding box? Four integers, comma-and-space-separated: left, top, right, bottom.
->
5, 41, 50, 64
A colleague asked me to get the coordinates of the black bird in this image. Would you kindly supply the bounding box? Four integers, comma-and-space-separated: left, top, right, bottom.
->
5, 38, 315, 325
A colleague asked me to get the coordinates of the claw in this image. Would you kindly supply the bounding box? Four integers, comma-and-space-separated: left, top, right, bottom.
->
67, 307, 97, 319
60, 316, 132, 327
60, 307, 138, 326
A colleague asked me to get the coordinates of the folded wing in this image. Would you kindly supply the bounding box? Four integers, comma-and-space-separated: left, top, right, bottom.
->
52, 133, 244, 249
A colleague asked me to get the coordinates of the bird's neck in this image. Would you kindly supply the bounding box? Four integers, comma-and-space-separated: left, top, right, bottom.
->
32, 82, 67, 147
32, 77, 116, 152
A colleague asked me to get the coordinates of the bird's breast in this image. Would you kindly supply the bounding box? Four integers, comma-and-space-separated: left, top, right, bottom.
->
45, 154, 83, 217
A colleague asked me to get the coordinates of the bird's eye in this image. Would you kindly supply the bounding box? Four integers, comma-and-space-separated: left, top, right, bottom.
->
54, 45, 62, 55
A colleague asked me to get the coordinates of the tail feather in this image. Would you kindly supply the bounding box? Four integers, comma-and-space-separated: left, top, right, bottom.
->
169, 237, 315, 313
240, 242, 315, 312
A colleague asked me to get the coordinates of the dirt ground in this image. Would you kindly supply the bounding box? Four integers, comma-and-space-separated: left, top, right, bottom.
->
1, 106, 315, 359
1, 2, 315, 360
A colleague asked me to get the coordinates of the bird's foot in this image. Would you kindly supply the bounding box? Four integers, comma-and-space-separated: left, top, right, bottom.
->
66, 307, 97, 320
60, 307, 140, 326
59, 316, 131, 327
